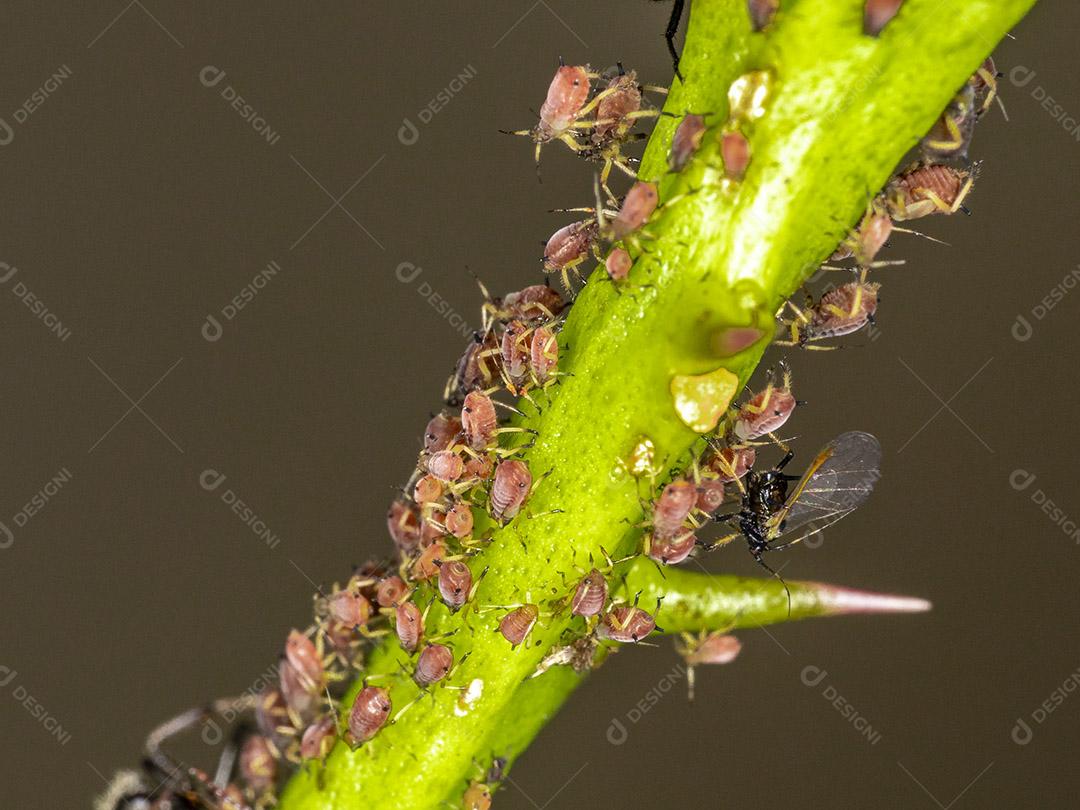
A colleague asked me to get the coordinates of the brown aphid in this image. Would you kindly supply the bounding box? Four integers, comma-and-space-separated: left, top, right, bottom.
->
414, 643, 454, 687
696, 477, 726, 513
280, 658, 317, 720
461, 390, 499, 452
605, 247, 632, 281
412, 540, 447, 580
920, 83, 978, 162
652, 479, 697, 538
647, 529, 696, 565
376, 575, 409, 608
299, 716, 337, 761
427, 449, 465, 483
830, 206, 893, 265
885, 161, 977, 220
669, 113, 707, 172
864, 0, 903, 36
611, 181, 659, 241
679, 632, 742, 700
327, 589, 372, 629
395, 601, 424, 652
490, 459, 533, 523
413, 473, 444, 505
733, 363, 797, 442
499, 284, 565, 325
445, 329, 500, 406
444, 501, 475, 538
463, 782, 493, 810
709, 445, 756, 482
438, 560, 474, 611
387, 498, 423, 553
783, 280, 882, 346
347, 686, 391, 745
501, 319, 532, 390
720, 130, 751, 181
592, 70, 644, 145
543, 219, 599, 289
239, 734, 276, 793
571, 568, 608, 617
529, 325, 559, 386
285, 630, 323, 692
748, 0, 779, 30
424, 412, 463, 453
499, 603, 540, 646
598, 604, 657, 643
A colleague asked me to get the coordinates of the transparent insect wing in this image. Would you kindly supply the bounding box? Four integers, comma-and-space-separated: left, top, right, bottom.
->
767, 431, 881, 541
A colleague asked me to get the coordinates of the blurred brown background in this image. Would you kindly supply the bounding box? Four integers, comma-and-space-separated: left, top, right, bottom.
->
0, 2, 1076, 808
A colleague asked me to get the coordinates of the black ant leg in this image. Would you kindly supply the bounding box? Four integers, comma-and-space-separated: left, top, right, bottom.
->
664, 0, 686, 82
775, 449, 795, 471
752, 552, 792, 617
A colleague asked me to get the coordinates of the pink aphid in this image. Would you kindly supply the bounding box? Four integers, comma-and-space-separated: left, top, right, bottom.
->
711, 326, 764, 357
446, 330, 499, 406
347, 686, 391, 744
598, 605, 656, 643
668, 113, 707, 172
285, 630, 323, 691
490, 459, 532, 523
803, 281, 881, 341
444, 501, 474, 539
376, 576, 409, 608
461, 390, 498, 451
721, 130, 751, 181
421, 513, 447, 545
427, 449, 465, 483
710, 446, 756, 482
611, 181, 659, 241
424, 412, 462, 453
499, 604, 540, 646
830, 207, 893, 265
438, 560, 473, 611
864, 0, 903, 36
733, 368, 797, 442
695, 478, 726, 513
748, 0, 779, 30
501, 319, 531, 389
537, 65, 592, 141
652, 479, 697, 538
543, 220, 598, 274
239, 735, 276, 794
412, 540, 447, 581
414, 644, 454, 687
464, 453, 494, 482
299, 716, 337, 761
327, 590, 371, 629
685, 632, 742, 666
605, 247, 632, 282
529, 325, 559, 385
387, 498, 422, 553
499, 284, 565, 325
395, 601, 424, 652
571, 569, 608, 617
413, 473, 444, 505
593, 70, 642, 144
648, 529, 696, 565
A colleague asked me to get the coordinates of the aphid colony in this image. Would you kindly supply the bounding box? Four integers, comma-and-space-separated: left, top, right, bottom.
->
99, 6, 1006, 805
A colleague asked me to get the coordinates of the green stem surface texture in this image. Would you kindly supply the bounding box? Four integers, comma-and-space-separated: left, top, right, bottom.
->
279, 1, 1034, 807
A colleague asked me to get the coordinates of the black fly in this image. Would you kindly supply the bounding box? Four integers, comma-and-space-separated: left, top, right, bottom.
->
708, 431, 882, 608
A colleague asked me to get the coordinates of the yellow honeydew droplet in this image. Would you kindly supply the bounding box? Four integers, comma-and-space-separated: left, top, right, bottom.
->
670, 368, 739, 433
626, 435, 656, 478
728, 70, 773, 122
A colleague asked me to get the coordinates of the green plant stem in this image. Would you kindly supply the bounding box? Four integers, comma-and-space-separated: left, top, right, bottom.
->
278, 1, 1034, 807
